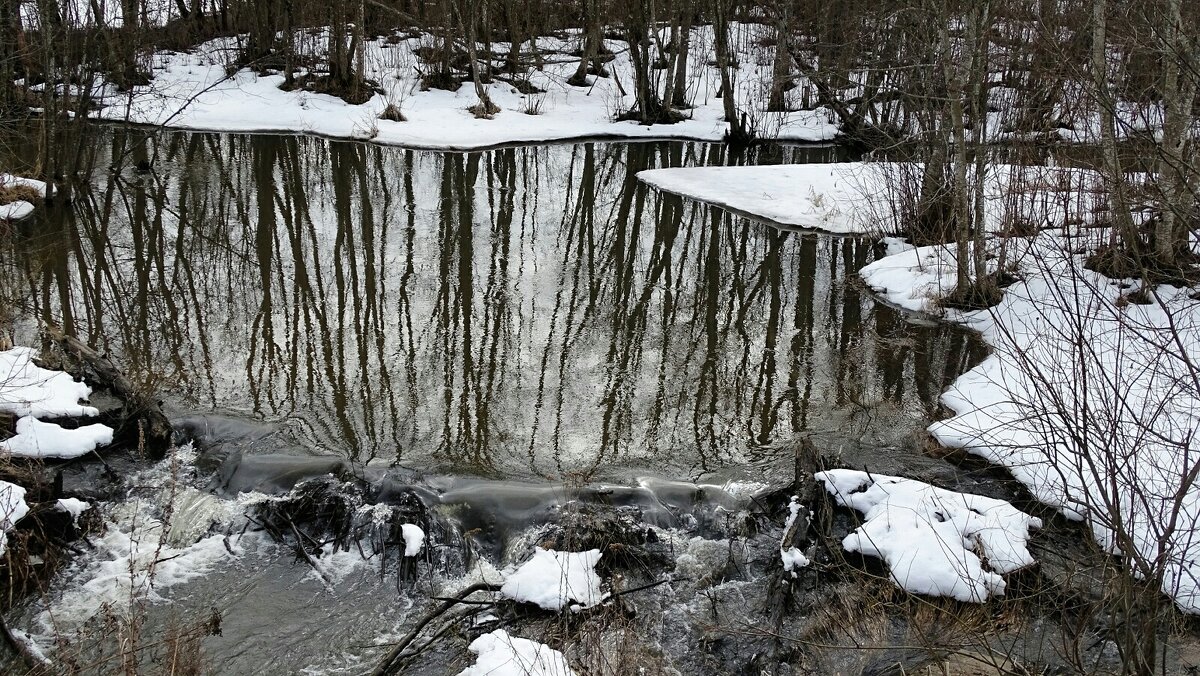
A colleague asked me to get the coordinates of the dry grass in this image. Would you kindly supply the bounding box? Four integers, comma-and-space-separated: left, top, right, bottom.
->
379, 103, 406, 122
0, 185, 42, 207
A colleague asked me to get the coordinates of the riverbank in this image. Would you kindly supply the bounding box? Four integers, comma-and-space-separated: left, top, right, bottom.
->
639, 161, 1200, 616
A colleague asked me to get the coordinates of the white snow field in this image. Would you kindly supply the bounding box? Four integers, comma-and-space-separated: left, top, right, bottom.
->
84, 26, 839, 150
500, 547, 605, 611
0, 347, 114, 459
458, 629, 577, 676
639, 164, 881, 233
644, 160, 1200, 613
815, 470, 1041, 601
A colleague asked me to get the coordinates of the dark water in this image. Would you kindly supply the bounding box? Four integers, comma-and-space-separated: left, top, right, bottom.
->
1, 131, 984, 479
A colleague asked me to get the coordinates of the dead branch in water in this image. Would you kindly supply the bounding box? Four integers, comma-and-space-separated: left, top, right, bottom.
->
370, 581, 502, 676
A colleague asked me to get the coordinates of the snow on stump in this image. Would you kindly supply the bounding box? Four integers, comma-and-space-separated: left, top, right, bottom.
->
0, 480, 30, 556
815, 469, 1041, 602
500, 547, 604, 611
457, 629, 577, 676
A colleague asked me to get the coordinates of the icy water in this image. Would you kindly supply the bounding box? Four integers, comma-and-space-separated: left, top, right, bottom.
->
0, 132, 997, 674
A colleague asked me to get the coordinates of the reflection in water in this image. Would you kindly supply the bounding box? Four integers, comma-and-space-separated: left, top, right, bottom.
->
1, 133, 984, 477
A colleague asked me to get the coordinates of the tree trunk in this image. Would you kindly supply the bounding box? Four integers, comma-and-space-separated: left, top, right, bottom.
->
1155, 0, 1197, 265
1092, 0, 1139, 252
767, 7, 791, 112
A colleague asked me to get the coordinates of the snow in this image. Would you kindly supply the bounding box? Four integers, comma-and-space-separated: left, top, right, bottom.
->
860, 243, 964, 313
0, 174, 48, 221
637, 162, 1105, 236
0, 174, 48, 197
457, 630, 577, 676
0, 201, 34, 221
639, 164, 880, 233
500, 547, 605, 611
1, 416, 114, 459
780, 496, 810, 573
400, 523, 424, 557
0, 480, 30, 557
55, 498, 91, 525
815, 469, 1041, 602
86, 27, 840, 150
0, 347, 100, 418
781, 547, 809, 573
864, 229, 1200, 613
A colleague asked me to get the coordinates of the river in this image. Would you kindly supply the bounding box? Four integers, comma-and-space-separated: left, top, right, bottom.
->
0, 130, 1004, 674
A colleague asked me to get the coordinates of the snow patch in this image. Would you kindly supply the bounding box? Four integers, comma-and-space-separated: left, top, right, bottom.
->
457, 630, 577, 676
500, 547, 604, 611
780, 496, 810, 573
0, 480, 30, 556
815, 469, 1041, 602
1, 416, 114, 459
400, 523, 424, 557
54, 498, 91, 525
0, 347, 100, 418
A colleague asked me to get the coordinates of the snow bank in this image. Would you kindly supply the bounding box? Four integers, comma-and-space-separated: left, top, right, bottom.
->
815, 469, 1041, 602
0, 174, 48, 221
86, 27, 839, 150
638, 162, 1104, 236
458, 630, 576, 676
859, 225, 1200, 613
639, 164, 881, 233
0, 201, 35, 221
0, 174, 48, 197
0, 347, 99, 418
500, 547, 604, 611
1, 416, 114, 459
0, 481, 30, 557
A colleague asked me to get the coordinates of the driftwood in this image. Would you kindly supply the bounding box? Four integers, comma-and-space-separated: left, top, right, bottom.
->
371, 582, 502, 676
43, 323, 173, 459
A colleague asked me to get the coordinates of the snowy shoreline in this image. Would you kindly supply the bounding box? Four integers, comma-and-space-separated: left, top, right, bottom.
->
638, 161, 1200, 614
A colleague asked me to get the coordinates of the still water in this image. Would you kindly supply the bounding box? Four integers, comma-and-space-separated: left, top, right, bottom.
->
2, 132, 983, 480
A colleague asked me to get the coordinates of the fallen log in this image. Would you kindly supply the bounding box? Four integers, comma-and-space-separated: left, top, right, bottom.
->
43, 323, 173, 459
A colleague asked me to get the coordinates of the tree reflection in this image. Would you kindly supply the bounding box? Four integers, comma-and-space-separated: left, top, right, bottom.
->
0, 135, 985, 478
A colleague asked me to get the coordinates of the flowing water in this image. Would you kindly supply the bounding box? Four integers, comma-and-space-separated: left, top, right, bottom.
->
0, 131, 997, 674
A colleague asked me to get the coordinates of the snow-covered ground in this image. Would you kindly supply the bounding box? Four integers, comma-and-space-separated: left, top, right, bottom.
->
864, 233, 1200, 613
0, 174, 47, 221
638, 162, 1103, 235
84, 26, 838, 150
641, 160, 1200, 613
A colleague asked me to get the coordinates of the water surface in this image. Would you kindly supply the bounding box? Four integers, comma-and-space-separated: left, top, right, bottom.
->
2, 132, 984, 479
